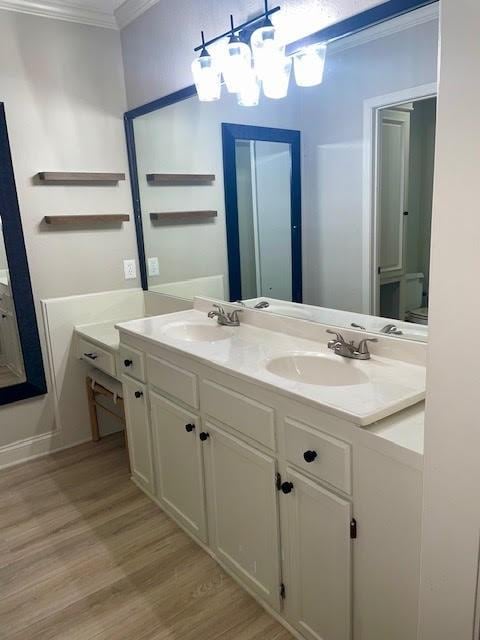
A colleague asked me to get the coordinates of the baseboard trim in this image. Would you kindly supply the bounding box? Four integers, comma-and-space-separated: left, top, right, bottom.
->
0, 431, 90, 469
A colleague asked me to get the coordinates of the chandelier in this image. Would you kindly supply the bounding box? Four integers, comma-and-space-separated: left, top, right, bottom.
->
191, 1, 327, 106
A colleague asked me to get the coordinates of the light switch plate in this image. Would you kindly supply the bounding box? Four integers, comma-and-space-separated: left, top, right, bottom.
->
148, 257, 160, 276
123, 259, 137, 280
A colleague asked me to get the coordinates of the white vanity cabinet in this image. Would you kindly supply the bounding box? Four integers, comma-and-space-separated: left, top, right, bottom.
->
149, 391, 207, 542
122, 375, 154, 494
118, 332, 423, 640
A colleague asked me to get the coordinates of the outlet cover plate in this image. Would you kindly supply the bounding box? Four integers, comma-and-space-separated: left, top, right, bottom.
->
148, 257, 160, 276
123, 259, 137, 280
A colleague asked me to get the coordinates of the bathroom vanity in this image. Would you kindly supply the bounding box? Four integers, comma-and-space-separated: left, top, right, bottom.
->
116, 299, 425, 640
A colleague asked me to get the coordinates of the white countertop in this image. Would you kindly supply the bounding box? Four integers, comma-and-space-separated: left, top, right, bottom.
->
75, 321, 121, 352
116, 308, 426, 427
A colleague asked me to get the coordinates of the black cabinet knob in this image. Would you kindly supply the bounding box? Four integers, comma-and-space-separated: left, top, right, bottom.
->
124, 359, 133, 367
134, 390, 143, 399
185, 423, 195, 433
303, 450, 318, 463
281, 481, 294, 494
84, 352, 98, 360
199, 432, 210, 442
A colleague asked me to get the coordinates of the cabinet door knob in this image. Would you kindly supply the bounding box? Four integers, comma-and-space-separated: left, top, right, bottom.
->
185, 423, 195, 433
303, 450, 318, 463
124, 359, 133, 367
281, 481, 294, 494
199, 432, 210, 442
84, 352, 98, 360
134, 390, 143, 399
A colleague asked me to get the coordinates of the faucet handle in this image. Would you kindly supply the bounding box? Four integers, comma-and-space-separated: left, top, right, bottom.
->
326, 329, 345, 342
357, 337, 378, 355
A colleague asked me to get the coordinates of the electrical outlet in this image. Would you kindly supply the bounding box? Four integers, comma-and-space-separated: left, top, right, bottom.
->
123, 259, 137, 280
148, 257, 160, 276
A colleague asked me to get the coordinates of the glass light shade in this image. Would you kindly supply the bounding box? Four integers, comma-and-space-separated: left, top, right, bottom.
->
250, 24, 285, 81
262, 55, 292, 99
237, 69, 261, 107
293, 43, 327, 87
222, 40, 252, 94
191, 53, 221, 102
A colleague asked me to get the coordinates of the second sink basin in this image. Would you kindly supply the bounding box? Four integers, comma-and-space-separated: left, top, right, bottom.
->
162, 321, 233, 342
266, 353, 370, 386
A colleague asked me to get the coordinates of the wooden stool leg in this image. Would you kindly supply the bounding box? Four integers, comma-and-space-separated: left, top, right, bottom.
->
86, 377, 100, 442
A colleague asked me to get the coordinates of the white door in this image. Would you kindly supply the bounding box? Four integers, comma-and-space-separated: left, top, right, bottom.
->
377, 109, 410, 278
122, 375, 154, 494
150, 391, 207, 542
283, 468, 352, 640
204, 421, 282, 610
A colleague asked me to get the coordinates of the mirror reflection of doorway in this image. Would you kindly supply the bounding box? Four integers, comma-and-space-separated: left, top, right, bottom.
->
376, 96, 437, 326
222, 123, 302, 303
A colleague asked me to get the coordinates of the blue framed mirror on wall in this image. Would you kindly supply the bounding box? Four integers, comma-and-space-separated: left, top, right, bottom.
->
124, 0, 438, 341
0, 103, 47, 406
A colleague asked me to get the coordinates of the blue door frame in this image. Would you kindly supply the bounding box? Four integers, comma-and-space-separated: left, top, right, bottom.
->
123, 0, 438, 292
0, 103, 47, 406
222, 123, 302, 303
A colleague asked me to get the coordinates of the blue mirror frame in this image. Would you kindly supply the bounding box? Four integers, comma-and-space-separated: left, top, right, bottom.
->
124, 0, 439, 292
0, 103, 47, 406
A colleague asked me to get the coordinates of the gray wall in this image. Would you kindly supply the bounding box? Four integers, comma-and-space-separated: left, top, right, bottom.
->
0, 11, 135, 450
120, 0, 389, 109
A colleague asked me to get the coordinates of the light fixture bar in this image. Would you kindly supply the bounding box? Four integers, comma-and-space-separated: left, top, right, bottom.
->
193, 5, 281, 52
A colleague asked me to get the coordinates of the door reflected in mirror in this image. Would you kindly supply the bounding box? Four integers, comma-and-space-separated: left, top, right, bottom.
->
0, 216, 26, 388
129, 4, 439, 342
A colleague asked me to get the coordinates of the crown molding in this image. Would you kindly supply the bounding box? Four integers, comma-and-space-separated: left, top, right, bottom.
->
115, 0, 161, 29
0, 0, 118, 29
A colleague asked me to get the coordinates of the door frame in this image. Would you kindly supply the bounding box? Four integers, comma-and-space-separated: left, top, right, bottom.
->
222, 123, 302, 303
363, 82, 437, 315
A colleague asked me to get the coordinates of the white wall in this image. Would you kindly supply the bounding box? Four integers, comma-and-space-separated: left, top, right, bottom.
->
0, 11, 137, 458
120, 0, 389, 109
418, 1, 480, 638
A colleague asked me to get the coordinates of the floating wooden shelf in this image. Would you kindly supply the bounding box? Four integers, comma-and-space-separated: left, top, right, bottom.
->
35, 172, 126, 184
43, 214, 130, 226
150, 211, 217, 223
146, 173, 215, 186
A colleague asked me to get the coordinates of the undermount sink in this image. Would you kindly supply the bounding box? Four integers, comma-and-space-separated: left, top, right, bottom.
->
265, 353, 370, 386
162, 321, 233, 342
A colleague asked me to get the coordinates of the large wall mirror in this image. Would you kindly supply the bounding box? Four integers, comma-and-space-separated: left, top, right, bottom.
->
0, 104, 47, 405
126, 0, 439, 342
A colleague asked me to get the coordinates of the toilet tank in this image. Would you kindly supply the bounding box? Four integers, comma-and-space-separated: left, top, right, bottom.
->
405, 273, 424, 310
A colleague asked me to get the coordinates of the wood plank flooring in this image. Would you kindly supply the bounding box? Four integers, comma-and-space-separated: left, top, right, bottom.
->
0, 434, 293, 640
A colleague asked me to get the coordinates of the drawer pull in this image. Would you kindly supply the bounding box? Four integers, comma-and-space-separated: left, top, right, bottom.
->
84, 352, 98, 360
124, 359, 133, 367
281, 481, 294, 494
303, 450, 318, 463
199, 432, 210, 442
185, 423, 195, 433
134, 390, 143, 399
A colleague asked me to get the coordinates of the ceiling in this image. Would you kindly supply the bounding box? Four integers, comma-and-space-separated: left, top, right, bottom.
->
0, 0, 162, 29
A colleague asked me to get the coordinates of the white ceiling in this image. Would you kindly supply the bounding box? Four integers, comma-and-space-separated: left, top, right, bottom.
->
0, 0, 161, 29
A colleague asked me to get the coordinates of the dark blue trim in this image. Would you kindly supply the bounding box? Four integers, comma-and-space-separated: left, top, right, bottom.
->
286, 0, 438, 54
124, 115, 147, 290
0, 103, 47, 406
125, 85, 197, 120
222, 123, 302, 303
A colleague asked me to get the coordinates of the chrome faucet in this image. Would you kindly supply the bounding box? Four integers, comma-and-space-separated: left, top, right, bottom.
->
380, 323, 403, 336
208, 304, 242, 327
326, 329, 378, 360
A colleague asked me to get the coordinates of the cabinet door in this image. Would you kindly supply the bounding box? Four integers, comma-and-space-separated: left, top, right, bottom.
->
204, 421, 282, 610
150, 391, 207, 542
284, 468, 352, 640
122, 375, 154, 494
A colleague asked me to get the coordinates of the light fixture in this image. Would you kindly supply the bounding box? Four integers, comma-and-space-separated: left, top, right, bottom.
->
191, 31, 221, 102
192, 2, 328, 106
250, 4, 285, 82
222, 15, 253, 94
262, 55, 292, 99
293, 42, 327, 87
237, 68, 261, 107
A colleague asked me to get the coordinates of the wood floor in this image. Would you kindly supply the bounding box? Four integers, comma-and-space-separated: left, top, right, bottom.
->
0, 433, 293, 640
